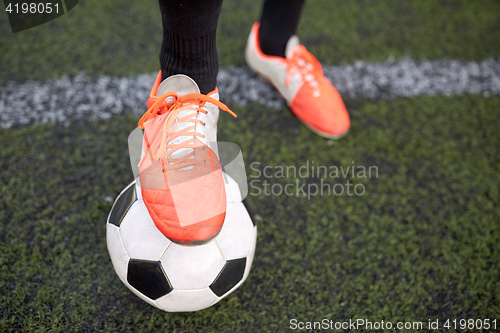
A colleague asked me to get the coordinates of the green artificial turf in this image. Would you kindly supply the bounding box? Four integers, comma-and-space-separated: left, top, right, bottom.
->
1, 95, 499, 332
1, 0, 500, 84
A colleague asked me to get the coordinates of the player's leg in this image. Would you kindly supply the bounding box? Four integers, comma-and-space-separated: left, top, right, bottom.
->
158, 0, 222, 94
259, 0, 305, 58
137, 0, 235, 245
246, 0, 350, 139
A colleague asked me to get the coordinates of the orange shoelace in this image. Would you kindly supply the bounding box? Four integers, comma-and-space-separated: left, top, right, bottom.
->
137, 92, 237, 171
285, 45, 323, 91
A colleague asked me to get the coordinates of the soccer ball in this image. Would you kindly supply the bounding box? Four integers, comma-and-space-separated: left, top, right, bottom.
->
106, 174, 257, 312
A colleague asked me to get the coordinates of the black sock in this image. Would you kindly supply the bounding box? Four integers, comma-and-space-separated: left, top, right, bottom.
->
259, 0, 305, 58
158, 0, 223, 94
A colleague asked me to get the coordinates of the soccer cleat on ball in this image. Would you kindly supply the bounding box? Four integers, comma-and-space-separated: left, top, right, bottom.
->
245, 22, 350, 139
106, 174, 257, 312
137, 72, 237, 245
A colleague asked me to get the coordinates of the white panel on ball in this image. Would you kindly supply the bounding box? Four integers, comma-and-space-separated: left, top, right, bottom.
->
216, 202, 255, 260
224, 173, 242, 203
106, 223, 130, 283
120, 200, 171, 261
161, 241, 226, 290
156, 288, 218, 312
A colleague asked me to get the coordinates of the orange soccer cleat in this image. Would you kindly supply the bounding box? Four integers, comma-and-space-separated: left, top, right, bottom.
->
137, 72, 236, 245
246, 22, 350, 139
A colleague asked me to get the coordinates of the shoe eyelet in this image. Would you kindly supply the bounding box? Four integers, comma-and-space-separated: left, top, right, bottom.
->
203, 160, 206, 164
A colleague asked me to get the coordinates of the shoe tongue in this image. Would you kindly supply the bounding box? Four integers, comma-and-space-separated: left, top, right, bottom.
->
285, 35, 300, 58
154, 74, 202, 171
157, 74, 200, 97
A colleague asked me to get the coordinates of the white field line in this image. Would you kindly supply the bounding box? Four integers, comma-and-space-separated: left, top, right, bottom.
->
1, 57, 499, 128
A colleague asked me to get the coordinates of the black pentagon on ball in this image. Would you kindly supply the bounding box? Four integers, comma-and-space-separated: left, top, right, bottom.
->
109, 183, 137, 227
127, 259, 172, 300
242, 200, 256, 226
209, 258, 246, 297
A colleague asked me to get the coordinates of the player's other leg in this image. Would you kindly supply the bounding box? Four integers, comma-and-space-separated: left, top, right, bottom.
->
246, 0, 350, 139
159, 0, 222, 95
138, 0, 235, 245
